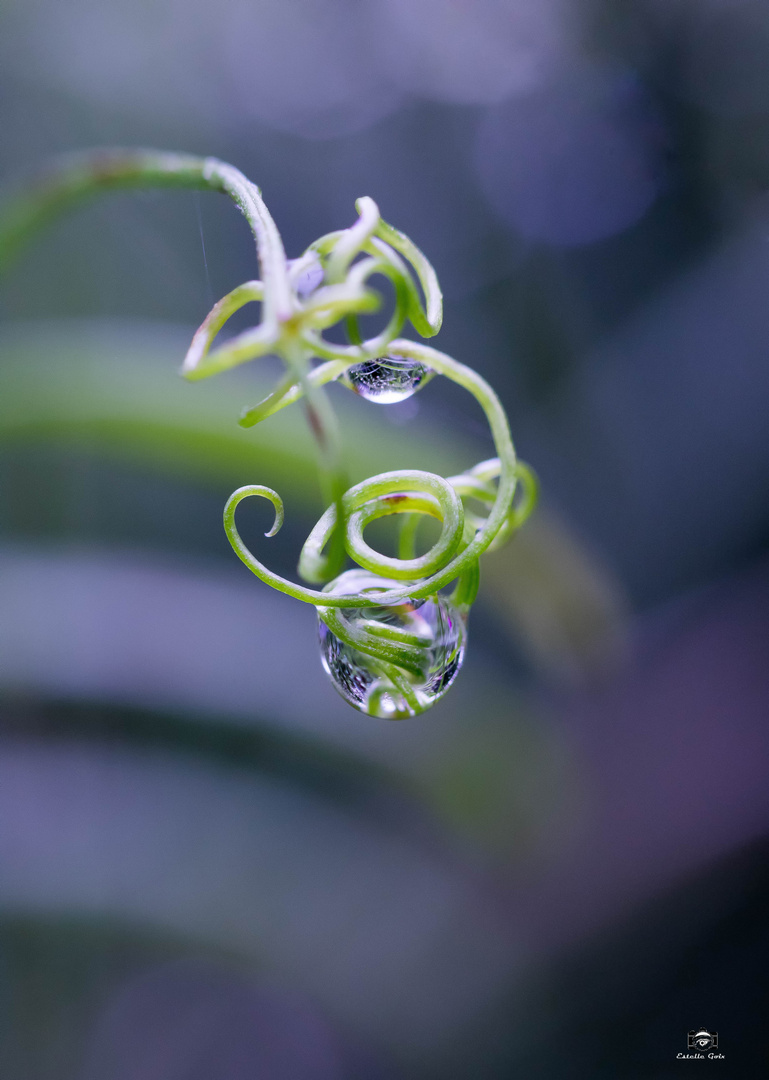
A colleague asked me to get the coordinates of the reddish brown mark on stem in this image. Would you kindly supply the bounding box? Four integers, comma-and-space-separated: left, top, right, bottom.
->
304, 403, 327, 448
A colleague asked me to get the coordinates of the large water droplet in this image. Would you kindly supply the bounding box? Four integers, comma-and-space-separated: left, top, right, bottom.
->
318, 570, 466, 719
341, 354, 433, 404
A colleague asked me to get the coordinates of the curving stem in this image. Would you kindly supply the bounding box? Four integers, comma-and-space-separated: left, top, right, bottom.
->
222, 339, 528, 609
0, 147, 350, 575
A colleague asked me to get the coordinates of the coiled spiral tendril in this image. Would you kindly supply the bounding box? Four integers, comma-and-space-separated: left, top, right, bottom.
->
0, 150, 537, 718
194, 182, 538, 716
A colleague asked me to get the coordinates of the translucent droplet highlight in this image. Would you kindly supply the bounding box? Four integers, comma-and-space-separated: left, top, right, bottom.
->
341, 354, 434, 404
318, 570, 466, 719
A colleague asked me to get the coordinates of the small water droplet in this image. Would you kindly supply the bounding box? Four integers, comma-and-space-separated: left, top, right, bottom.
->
318, 570, 465, 719
341, 354, 434, 404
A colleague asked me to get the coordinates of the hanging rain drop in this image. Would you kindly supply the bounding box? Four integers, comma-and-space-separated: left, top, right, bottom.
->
341, 354, 434, 404
318, 571, 466, 719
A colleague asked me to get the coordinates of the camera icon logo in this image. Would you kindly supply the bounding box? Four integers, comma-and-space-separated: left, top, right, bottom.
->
688, 1029, 718, 1052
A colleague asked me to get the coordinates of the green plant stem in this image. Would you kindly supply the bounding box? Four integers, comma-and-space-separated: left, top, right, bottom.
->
0, 150, 213, 276
223, 340, 521, 608
0, 147, 347, 572
0, 146, 534, 714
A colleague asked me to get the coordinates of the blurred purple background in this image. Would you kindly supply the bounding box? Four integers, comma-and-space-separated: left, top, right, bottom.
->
1, 0, 768, 1076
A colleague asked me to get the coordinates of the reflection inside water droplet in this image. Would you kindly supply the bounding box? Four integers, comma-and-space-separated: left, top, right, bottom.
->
318, 570, 466, 719
341, 355, 434, 404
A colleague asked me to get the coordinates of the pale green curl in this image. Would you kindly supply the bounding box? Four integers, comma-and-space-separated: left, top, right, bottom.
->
0, 147, 538, 717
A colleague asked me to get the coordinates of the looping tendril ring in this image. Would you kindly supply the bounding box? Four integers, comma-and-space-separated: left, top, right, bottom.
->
0, 149, 539, 715
189, 189, 538, 714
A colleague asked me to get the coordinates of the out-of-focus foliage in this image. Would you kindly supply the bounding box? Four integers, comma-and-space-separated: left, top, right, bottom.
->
2, 0, 769, 1075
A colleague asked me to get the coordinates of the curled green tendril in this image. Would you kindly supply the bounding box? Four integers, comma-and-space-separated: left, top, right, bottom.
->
222, 342, 536, 610
0, 148, 537, 716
